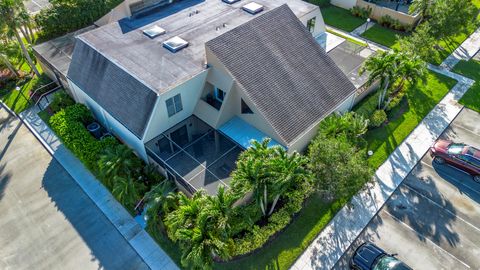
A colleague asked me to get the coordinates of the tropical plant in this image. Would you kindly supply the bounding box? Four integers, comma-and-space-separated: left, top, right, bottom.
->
112, 175, 142, 210
308, 135, 373, 200
203, 185, 236, 238
231, 139, 306, 217
98, 144, 142, 189
369, 110, 387, 127
144, 181, 171, 231
0, 0, 40, 76
360, 50, 427, 110
318, 112, 369, 141
360, 50, 398, 109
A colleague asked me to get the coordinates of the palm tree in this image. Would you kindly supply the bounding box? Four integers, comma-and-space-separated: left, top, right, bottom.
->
112, 175, 140, 210
176, 214, 232, 270
360, 50, 399, 109
204, 185, 236, 238
0, 0, 40, 76
267, 148, 307, 216
318, 112, 368, 140
144, 181, 171, 230
0, 49, 19, 77
98, 144, 142, 189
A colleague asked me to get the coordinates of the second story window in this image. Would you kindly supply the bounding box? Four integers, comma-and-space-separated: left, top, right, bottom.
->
166, 94, 183, 117
307, 17, 316, 33
241, 99, 253, 114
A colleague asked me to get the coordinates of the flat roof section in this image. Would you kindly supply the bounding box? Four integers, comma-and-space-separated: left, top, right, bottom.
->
76, 0, 318, 95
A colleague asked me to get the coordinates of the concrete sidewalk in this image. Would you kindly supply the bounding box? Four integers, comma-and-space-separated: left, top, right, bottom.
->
18, 106, 178, 270
291, 62, 475, 270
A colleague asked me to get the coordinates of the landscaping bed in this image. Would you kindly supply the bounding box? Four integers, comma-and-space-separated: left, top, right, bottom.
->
355, 71, 457, 168
452, 59, 480, 113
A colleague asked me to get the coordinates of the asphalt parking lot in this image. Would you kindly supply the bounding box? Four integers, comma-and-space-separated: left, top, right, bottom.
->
334, 108, 480, 270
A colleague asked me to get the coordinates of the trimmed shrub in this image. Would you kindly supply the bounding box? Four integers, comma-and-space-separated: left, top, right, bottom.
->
369, 110, 387, 127
350, 5, 372, 19
230, 183, 312, 257
378, 15, 410, 32
49, 91, 75, 114
49, 104, 108, 170
354, 91, 380, 118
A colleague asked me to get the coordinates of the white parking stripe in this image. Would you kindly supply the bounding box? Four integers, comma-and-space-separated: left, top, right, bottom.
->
420, 160, 480, 198
403, 183, 480, 234
383, 211, 472, 269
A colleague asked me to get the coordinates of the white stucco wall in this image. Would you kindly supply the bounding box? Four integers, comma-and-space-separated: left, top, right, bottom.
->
297, 6, 326, 36
68, 80, 148, 160
287, 92, 356, 153
142, 71, 208, 143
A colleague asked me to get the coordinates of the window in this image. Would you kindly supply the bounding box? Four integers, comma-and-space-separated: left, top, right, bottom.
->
166, 94, 183, 117
447, 143, 464, 155
215, 87, 225, 102
307, 17, 316, 33
241, 99, 253, 114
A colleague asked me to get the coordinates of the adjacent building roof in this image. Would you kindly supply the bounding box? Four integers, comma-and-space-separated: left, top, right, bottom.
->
206, 5, 356, 145
68, 40, 157, 138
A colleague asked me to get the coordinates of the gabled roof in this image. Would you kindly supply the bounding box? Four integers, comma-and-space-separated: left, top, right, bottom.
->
206, 4, 356, 145
68, 40, 157, 138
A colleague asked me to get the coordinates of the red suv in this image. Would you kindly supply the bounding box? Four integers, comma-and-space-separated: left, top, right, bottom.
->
430, 139, 480, 183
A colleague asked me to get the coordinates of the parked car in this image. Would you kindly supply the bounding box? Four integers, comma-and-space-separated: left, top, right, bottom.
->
429, 139, 480, 183
350, 242, 412, 270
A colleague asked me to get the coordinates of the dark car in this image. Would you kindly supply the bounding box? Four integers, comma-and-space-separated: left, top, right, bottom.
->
429, 139, 480, 183
350, 242, 412, 270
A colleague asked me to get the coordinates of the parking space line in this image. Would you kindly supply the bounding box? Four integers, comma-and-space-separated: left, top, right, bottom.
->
420, 161, 480, 198
403, 183, 480, 234
383, 211, 472, 269
450, 122, 479, 138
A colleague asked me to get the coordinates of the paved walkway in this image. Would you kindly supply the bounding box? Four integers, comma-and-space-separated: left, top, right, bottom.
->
351, 21, 376, 36
291, 24, 480, 270
441, 27, 480, 69
17, 106, 178, 270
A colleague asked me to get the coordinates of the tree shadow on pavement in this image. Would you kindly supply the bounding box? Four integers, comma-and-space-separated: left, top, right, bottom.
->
386, 167, 460, 247
41, 159, 149, 270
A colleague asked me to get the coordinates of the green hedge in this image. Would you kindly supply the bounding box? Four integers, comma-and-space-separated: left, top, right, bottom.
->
49, 104, 118, 171
231, 183, 312, 257
306, 0, 331, 8
354, 91, 380, 118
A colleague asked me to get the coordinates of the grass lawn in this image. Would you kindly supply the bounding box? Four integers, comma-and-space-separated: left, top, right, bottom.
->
360, 24, 407, 49
452, 59, 480, 113
321, 5, 365, 32
360, 71, 457, 168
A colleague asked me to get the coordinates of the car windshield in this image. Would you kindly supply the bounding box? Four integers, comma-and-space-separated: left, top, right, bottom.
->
447, 143, 464, 154
373, 255, 411, 270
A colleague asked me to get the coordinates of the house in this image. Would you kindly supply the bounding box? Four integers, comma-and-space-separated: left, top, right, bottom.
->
36, 0, 359, 195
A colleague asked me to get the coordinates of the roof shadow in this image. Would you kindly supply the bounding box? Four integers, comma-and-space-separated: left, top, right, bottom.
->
118, 0, 206, 33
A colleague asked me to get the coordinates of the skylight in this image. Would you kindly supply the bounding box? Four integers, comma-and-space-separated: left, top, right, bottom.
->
143, 25, 166, 39
163, 36, 189, 53
222, 0, 241, 4
242, 2, 264, 14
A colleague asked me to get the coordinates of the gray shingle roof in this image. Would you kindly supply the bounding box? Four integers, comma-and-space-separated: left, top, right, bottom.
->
67, 39, 157, 138
206, 4, 357, 145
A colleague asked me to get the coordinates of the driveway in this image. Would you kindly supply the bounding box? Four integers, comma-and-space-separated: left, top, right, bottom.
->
24, 0, 50, 14
0, 106, 149, 270
334, 108, 480, 270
